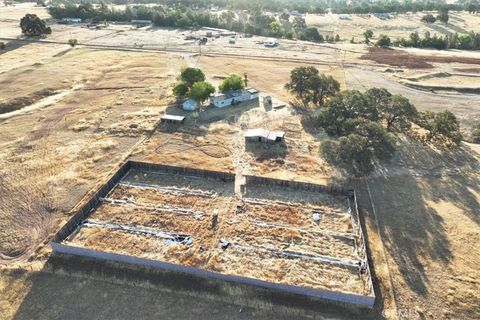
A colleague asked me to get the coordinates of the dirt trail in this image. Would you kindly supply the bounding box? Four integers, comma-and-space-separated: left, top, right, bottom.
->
0, 83, 84, 120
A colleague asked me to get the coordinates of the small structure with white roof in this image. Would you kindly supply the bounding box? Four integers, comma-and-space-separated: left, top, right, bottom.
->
245, 128, 285, 143
182, 99, 198, 111
161, 114, 185, 124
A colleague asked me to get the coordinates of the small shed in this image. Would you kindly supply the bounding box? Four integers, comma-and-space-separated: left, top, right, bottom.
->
182, 99, 198, 111
245, 129, 285, 143
161, 114, 185, 124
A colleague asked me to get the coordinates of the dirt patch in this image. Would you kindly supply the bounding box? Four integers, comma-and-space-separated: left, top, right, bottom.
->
0, 89, 56, 115
453, 67, 480, 73
361, 47, 480, 69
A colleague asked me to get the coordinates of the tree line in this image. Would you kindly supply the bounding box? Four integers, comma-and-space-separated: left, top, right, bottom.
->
330, 0, 471, 14
285, 66, 463, 175
45, 0, 480, 15
47, 4, 340, 40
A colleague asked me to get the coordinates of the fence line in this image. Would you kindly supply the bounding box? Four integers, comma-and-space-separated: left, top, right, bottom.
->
52, 242, 375, 308
244, 175, 352, 195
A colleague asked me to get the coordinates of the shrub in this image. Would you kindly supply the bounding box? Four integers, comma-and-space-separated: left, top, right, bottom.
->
421, 13, 436, 23
68, 38, 78, 47
376, 34, 391, 47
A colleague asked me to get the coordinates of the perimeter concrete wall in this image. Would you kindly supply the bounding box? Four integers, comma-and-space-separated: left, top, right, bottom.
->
129, 161, 235, 182
244, 175, 351, 196
52, 242, 375, 308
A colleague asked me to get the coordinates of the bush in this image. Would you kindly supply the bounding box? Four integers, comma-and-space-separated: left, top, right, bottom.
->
376, 34, 391, 47
68, 38, 78, 47
421, 13, 436, 23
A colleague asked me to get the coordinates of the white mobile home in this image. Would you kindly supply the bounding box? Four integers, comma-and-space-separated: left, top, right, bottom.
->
211, 88, 259, 108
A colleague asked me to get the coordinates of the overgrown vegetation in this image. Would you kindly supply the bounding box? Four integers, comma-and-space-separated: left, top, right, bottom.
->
285, 66, 463, 175
20, 13, 51, 37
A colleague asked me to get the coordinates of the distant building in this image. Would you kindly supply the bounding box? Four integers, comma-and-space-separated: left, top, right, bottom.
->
182, 99, 198, 111
131, 20, 152, 27
61, 18, 82, 24
373, 13, 390, 19
264, 38, 278, 47
161, 114, 185, 124
211, 88, 259, 108
245, 128, 285, 143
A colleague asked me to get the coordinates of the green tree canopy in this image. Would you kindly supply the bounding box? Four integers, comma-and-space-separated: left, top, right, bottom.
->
189, 81, 215, 103
321, 121, 395, 175
20, 14, 51, 36
285, 66, 339, 107
173, 82, 189, 99
180, 67, 206, 87
219, 74, 245, 93
317, 90, 380, 135
417, 110, 462, 144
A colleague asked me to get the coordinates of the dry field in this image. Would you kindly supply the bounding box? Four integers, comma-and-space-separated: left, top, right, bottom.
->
306, 11, 480, 42
1, 3, 480, 320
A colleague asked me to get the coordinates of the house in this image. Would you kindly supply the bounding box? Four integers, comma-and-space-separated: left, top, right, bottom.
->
161, 114, 185, 124
264, 38, 278, 47
245, 128, 285, 143
182, 99, 198, 111
131, 20, 152, 27
211, 88, 259, 108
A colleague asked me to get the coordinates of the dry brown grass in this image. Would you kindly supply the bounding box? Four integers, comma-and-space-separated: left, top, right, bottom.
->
0, 170, 54, 263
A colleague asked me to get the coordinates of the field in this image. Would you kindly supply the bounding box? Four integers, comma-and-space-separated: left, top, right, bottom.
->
1, 3, 480, 320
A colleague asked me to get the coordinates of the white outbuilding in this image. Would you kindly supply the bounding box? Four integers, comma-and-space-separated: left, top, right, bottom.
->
211, 88, 259, 108
264, 38, 278, 47
182, 99, 198, 111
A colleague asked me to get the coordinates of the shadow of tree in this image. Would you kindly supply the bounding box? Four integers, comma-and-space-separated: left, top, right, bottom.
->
427, 22, 467, 35
245, 141, 288, 162
366, 139, 480, 296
